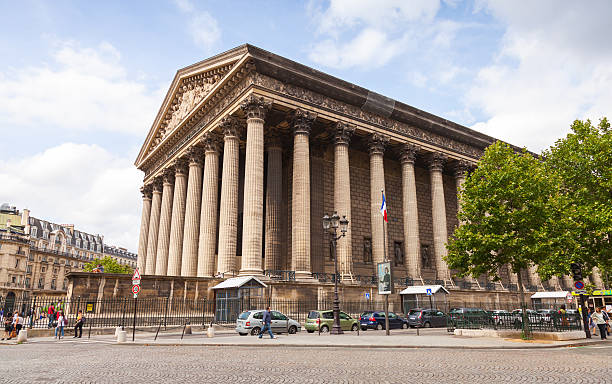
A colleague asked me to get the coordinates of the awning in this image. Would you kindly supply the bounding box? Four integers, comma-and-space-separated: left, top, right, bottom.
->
399, 285, 449, 295
211, 276, 267, 290
530, 291, 569, 299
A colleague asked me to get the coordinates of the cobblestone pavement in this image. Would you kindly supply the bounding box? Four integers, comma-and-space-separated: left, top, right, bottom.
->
0, 342, 610, 383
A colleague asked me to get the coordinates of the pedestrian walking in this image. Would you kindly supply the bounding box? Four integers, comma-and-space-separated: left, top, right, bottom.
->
1, 315, 12, 340
55, 311, 65, 339
258, 307, 274, 339
602, 308, 610, 337
12, 312, 23, 336
588, 308, 597, 336
73, 310, 84, 338
591, 307, 607, 340
47, 303, 55, 328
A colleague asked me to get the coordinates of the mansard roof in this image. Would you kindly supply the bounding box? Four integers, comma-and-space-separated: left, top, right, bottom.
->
136, 44, 502, 172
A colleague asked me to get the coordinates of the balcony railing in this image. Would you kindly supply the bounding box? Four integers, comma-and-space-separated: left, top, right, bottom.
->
0, 234, 29, 244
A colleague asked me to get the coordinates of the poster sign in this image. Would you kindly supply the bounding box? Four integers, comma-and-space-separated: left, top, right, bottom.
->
377, 261, 392, 295
85, 302, 95, 313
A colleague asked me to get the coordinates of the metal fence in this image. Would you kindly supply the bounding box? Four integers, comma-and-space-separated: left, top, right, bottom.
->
446, 309, 582, 333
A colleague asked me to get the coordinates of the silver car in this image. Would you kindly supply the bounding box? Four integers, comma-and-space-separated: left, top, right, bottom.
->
235, 310, 301, 336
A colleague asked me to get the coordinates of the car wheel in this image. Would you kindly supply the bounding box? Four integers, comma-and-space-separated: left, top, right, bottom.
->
351, 324, 359, 332
424, 321, 431, 328
307, 330, 315, 333
402, 323, 408, 329
250, 327, 261, 336
238, 332, 247, 336
376, 323, 383, 331
320, 325, 329, 333
288, 325, 298, 334
361, 326, 367, 331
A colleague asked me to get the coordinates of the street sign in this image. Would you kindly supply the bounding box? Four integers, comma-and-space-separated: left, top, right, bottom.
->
574, 281, 585, 290
132, 269, 141, 281
365, 292, 370, 300
132, 285, 140, 295
574, 289, 587, 295
426, 288, 432, 296
132, 280, 141, 285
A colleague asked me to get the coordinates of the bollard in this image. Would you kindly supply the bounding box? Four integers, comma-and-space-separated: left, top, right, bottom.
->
184, 325, 192, 335
17, 329, 27, 343
114, 326, 122, 337
207, 325, 215, 338
117, 330, 127, 343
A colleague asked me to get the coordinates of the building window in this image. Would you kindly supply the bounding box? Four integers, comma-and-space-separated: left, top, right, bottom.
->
25, 277, 31, 288
76, 239, 81, 248
11, 276, 16, 283
31, 227, 38, 237
53, 268, 58, 275
363, 237, 373, 263
41, 266, 46, 273
15, 259, 19, 268
27, 265, 32, 273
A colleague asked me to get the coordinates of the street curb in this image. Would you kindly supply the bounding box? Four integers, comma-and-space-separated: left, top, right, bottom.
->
112, 340, 609, 350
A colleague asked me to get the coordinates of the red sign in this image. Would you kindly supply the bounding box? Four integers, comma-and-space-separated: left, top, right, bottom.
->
132, 269, 141, 280
574, 281, 585, 290
132, 285, 140, 295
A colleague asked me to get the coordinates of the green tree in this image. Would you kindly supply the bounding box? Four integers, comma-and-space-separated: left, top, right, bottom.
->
83, 256, 133, 274
446, 141, 558, 337
541, 118, 612, 286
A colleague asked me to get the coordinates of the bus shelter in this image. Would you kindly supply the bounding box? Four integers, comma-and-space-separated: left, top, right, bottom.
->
399, 285, 449, 314
530, 291, 570, 310
211, 276, 267, 322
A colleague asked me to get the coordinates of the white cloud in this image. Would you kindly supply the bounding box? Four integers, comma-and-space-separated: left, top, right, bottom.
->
0, 41, 160, 136
467, 1, 612, 152
174, 1, 221, 52
0, 143, 142, 251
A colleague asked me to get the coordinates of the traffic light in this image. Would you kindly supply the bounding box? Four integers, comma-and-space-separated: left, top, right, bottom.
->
570, 263, 583, 281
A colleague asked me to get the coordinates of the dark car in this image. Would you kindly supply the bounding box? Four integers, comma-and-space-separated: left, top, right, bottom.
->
359, 311, 408, 330
407, 308, 447, 328
447, 307, 493, 327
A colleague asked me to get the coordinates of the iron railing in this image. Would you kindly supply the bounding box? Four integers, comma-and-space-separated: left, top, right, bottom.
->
446, 309, 582, 332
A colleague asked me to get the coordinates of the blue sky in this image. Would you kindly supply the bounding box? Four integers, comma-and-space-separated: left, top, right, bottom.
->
1, 0, 611, 251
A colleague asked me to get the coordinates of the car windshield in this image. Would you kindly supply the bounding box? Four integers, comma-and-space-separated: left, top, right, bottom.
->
307, 311, 319, 319
361, 312, 373, 318
449, 308, 462, 313
238, 311, 250, 320
409, 310, 421, 315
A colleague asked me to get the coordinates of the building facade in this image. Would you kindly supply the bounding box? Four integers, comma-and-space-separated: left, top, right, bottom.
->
134, 45, 605, 299
0, 204, 137, 300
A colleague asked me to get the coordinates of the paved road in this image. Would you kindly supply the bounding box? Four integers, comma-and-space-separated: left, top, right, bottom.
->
1, 341, 610, 383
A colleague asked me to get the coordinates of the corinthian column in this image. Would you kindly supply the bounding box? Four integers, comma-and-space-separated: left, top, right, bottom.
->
155, 169, 174, 275
217, 116, 241, 275
145, 178, 162, 275
428, 152, 450, 283
291, 109, 316, 279
334, 122, 354, 278
239, 95, 270, 276
137, 185, 152, 272
369, 133, 389, 265
181, 146, 204, 277
167, 158, 188, 276
264, 133, 283, 271
401, 144, 420, 279
197, 132, 221, 277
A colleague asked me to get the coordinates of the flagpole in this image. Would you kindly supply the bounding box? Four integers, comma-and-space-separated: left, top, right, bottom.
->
381, 189, 390, 336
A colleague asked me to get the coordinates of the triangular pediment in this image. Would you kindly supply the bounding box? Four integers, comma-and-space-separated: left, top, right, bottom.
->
135, 45, 250, 167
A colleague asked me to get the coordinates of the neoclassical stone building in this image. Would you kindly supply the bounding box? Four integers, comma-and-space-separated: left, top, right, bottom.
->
135, 45, 603, 300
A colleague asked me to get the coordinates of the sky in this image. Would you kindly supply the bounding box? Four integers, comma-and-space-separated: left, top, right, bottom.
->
1, 0, 611, 252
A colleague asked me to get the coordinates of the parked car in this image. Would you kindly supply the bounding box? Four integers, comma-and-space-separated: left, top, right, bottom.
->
511, 309, 543, 325
235, 310, 301, 336
447, 308, 493, 327
359, 311, 409, 330
490, 310, 511, 326
536, 309, 557, 323
304, 310, 360, 333
406, 308, 447, 328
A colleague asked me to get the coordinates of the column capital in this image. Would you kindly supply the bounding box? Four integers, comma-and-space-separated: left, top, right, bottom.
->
453, 159, 473, 178
333, 121, 355, 146
292, 108, 316, 136
187, 146, 204, 167
140, 185, 153, 199
173, 157, 189, 176
162, 168, 175, 185
218, 115, 242, 139
368, 133, 390, 155
426, 152, 447, 172
200, 131, 222, 154
152, 177, 163, 193
241, 94, 271, 121
400, 143, 420, 164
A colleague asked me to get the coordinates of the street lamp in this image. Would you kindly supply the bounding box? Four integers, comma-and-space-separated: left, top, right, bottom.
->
323, 211, 349, 335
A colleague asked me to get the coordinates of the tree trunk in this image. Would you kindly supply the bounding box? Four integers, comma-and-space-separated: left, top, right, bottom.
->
516, 269, 529, 339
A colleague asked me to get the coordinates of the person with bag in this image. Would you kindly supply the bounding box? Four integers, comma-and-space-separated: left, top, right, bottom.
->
73, 310, 85, 338
591, 307, 607, 340
55, 311, 65, 339
12, 311, 23, 337
1, 315, 12, 340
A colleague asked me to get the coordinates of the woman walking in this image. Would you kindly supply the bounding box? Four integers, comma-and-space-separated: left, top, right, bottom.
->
591, 307, 608, 340
1, 315, 12, 340
55, 311, 65, 340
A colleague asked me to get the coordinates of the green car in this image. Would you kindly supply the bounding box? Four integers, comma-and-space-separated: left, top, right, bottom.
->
304, 310, 360, 333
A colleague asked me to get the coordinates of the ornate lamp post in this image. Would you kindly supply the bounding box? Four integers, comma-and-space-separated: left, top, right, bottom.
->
322, 211, 349, 335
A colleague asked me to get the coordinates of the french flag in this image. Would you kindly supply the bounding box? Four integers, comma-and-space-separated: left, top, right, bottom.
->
380, 191, 388, 222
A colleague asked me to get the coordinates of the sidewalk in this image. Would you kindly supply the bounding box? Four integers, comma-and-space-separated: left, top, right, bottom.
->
11, 328, 607, 349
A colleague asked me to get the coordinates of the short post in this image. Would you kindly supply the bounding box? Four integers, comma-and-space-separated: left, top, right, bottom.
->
29, 296, 37, 329
132, 296, 138, 342
155, 319, 162, 341
88, 320, 92, 339
164, 296, 169, 330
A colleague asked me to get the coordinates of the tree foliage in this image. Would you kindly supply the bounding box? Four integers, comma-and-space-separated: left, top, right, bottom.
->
83, 256, 132, 274
541, 118, 612, 280
445, 141, 558, 285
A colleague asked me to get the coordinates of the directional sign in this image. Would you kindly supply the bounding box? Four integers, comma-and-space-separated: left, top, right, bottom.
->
574, 281, 585, 290
365, 292, 370, 300
132, 284, 140, 295
426, 288, 432, 296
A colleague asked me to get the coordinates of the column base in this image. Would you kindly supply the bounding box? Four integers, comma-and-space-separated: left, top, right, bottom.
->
294, 271, 313, 281
238, 269, 263, 277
